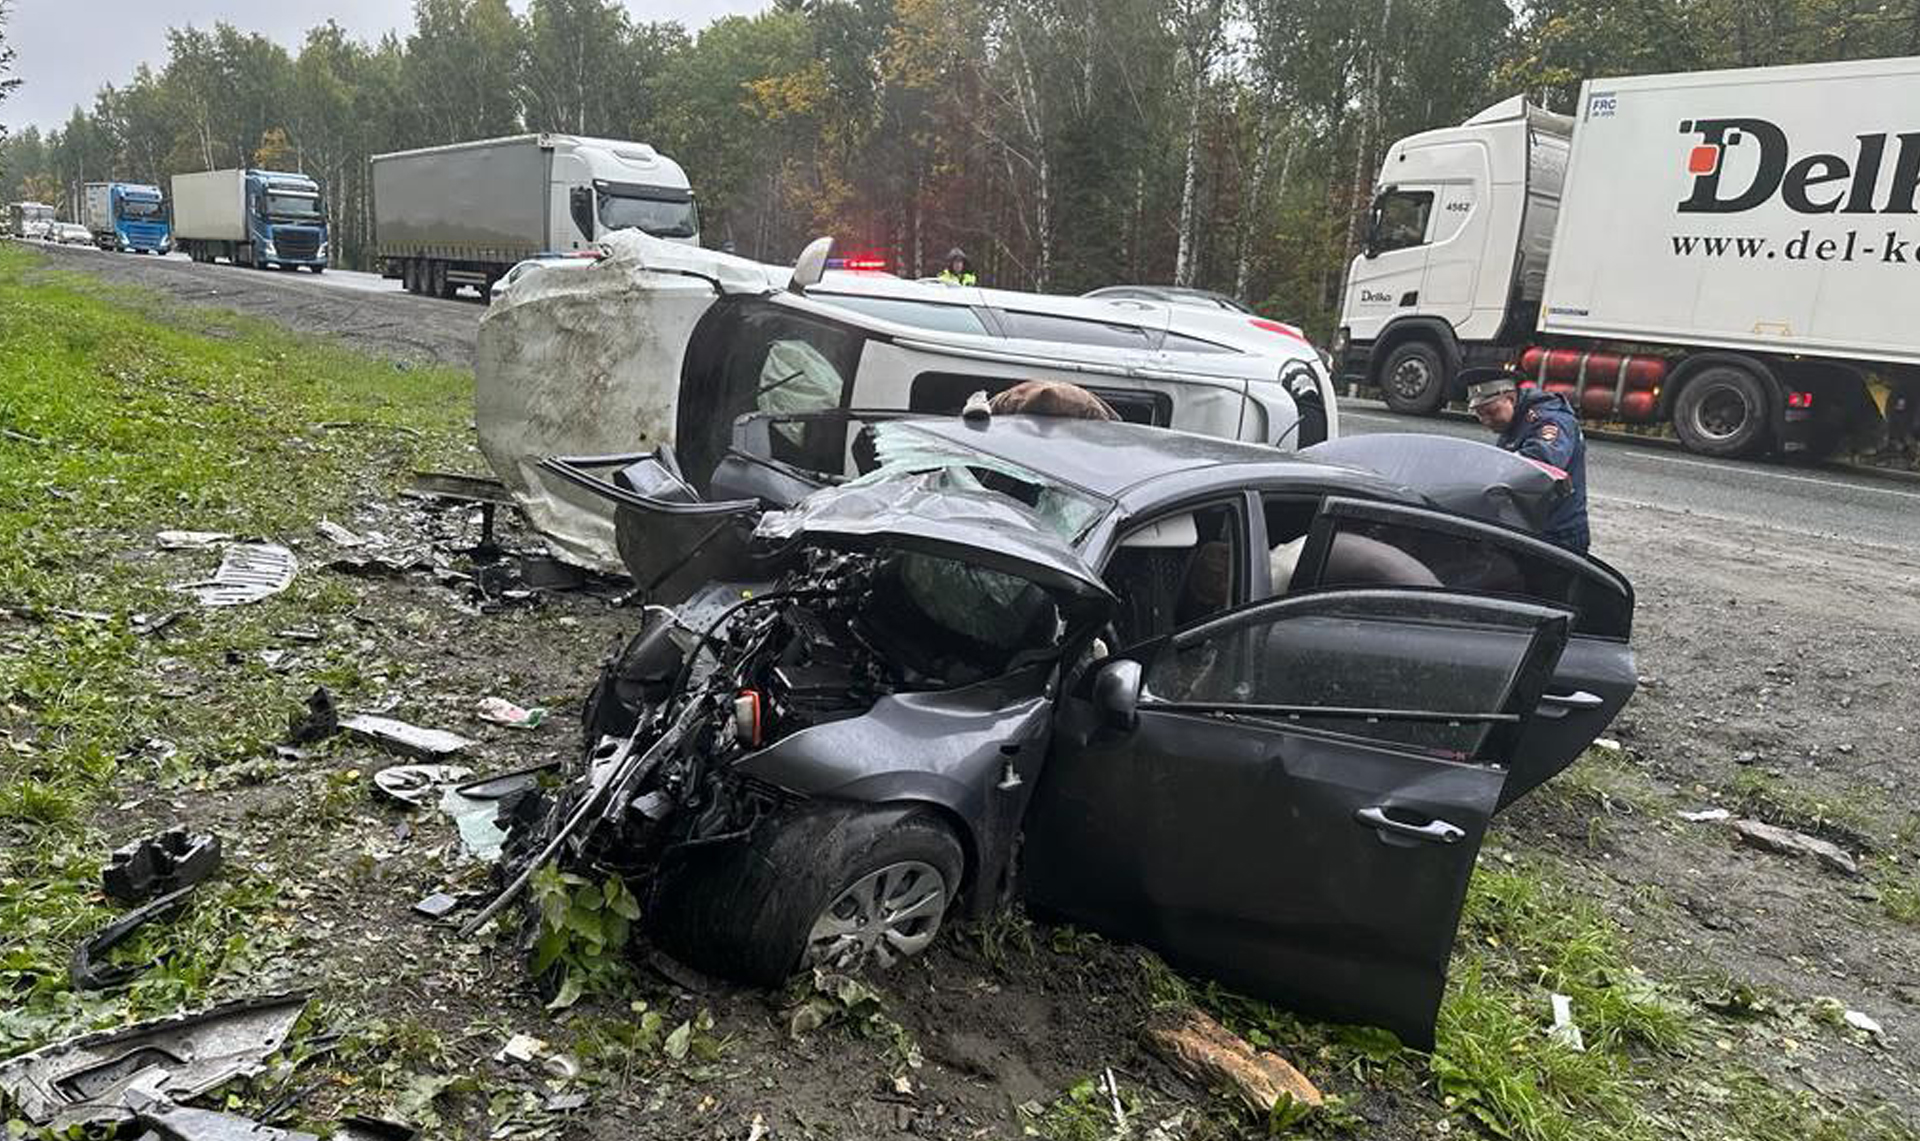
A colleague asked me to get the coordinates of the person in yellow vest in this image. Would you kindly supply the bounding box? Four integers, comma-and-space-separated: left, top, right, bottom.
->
937, 247, 976, 285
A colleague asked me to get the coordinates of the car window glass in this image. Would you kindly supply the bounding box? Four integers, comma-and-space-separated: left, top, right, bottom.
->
813, 294, 991, 336
997, 310, 1156, 350
906, 373, 1171, 427
1312, 515, 1629, 637
1372, 190, 1434, 253
678, 301, 864, 488
1104, 502, 1243, 647
1144, 597, 1538, 759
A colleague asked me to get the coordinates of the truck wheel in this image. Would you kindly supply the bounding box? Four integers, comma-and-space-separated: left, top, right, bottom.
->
1379, 341, 1450, 415
1673, 365, 1771, 457
650, 805, 963, 986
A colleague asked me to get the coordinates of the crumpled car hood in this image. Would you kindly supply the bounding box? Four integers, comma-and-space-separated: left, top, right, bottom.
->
1304, 433, 1568, 533
754, 478, 1113, 602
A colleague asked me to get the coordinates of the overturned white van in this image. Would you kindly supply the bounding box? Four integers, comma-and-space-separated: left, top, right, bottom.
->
476, 232, 1337, 571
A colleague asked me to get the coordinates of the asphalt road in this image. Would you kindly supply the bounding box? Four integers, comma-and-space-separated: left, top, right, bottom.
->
1341, 404, 1920, 555
24, 239, 1920, 553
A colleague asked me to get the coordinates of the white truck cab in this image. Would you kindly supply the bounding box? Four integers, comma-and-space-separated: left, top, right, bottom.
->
1337, 97, 1571, 414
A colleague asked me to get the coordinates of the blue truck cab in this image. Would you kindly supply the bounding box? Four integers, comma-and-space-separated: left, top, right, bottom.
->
83, 182, 170, 253
244, 170, 329, 270
170, 168, 330, 271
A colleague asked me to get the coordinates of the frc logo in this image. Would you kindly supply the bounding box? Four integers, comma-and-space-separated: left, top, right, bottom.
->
1677, 117, 1920, 214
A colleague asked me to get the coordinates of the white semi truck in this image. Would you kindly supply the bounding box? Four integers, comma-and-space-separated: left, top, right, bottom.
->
1336, 57, 1920, 458
371, 133, 697, 301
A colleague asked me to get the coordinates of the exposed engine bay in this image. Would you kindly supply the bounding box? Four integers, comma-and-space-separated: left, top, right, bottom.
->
484, 543, 1070, 929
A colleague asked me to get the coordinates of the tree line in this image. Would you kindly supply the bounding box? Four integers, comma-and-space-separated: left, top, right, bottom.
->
4, 0, 1916, 335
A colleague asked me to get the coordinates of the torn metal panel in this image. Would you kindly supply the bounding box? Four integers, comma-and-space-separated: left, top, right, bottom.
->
341, 715, 474, 759
0, 993, 307, 1128
104, 829, 222, 904
177, 544, 297, 606
70, 885, 196, 991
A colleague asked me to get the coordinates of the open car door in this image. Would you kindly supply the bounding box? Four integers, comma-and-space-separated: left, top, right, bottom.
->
1024, 589, 1570, 1048
1287, 496, 1636, 807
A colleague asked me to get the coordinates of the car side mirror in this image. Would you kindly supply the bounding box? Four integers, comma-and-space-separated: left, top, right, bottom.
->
569, 186, 595, 240
1092, 659, 1143, 732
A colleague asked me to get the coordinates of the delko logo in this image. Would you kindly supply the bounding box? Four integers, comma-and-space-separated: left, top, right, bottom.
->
1677, 117, 1920, 214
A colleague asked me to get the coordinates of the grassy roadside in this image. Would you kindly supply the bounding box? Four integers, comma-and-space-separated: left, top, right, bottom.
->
0, 243, 471, 1055
0, 245, 1908, 1140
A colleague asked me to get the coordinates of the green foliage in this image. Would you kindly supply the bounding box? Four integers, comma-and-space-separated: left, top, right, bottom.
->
528, 866, 641, 1009
1018, 1074, 1140, 1141
787, 968, 921, 1070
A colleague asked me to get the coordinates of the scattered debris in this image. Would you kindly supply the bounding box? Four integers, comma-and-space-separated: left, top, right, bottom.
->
0, 993, 307, 1128
133, 610, 186, 637
1679, 807, 1733, 823
1593, 737, 1622, 752
516, 554, 587, 592
476, 696, 545, 729
1142, 1007, 1322, 1116
495, 1033, 549, 1066
452, 762, 554, 801
276, 627, 323, 642
438, 785, 510, 862
156, 530, 233, 550
335, 1115, 421, 1141
341, 714, 474, 759
1547, 993, 1586, 1051
1732, 818, 1860, 876
543, 1093, 589, 1114
317, 519, 364, 546
124, 1082, 319, 1141
326, 549, 434, 577
372, 763, 476, 807
287, 686, 340, 745
104, 827, 222, 904
70, 884, 196, 990
178, 543, 298, 606
412, 891, 461, 919
1844, 1009, 1884, 1036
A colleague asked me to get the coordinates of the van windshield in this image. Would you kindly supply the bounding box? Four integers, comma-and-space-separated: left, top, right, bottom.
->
597, 188, 698, 239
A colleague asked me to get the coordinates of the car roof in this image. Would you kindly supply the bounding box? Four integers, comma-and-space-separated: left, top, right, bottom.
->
896, 415, 1399, 502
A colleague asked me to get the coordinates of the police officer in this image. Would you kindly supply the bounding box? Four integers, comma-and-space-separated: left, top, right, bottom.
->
937, 247, 977, 286
1465, 369, 1591, 553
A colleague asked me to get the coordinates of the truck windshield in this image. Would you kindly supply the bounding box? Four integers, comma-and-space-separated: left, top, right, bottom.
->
265, 193, 324, 221
597, 189, 698, 239
120, 198, 163, 220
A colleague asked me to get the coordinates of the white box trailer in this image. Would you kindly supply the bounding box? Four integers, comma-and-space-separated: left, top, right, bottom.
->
1339, 57, 1920, 458
371, 133, 697, 301
170, 170, 247, 241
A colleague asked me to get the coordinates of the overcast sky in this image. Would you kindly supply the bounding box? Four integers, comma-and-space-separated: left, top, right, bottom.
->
5, 0, 771, 133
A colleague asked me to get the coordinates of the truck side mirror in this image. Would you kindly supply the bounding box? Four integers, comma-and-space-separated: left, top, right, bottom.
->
569, 187, 595, 240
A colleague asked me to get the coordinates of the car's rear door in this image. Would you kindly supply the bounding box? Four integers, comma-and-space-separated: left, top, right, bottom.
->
1025, 589, 1568, 1048
1287, 496, 1635, 807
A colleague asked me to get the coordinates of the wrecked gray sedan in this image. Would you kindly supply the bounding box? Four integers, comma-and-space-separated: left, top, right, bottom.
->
503, 412, 1635, 1048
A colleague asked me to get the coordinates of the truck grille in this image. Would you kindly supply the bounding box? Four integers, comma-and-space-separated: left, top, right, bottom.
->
275, 228, 322, 261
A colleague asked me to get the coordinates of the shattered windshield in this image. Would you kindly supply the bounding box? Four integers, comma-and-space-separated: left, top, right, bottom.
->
848, 422, 1108, 544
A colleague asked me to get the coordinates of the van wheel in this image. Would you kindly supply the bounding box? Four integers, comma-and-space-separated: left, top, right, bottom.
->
1379, 341, 1450, 414
650, 805, 962, 986
1673, 364, 1770, 457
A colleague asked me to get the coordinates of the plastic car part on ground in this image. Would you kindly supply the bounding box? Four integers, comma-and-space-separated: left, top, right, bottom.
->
69, 884, 197, 990
104, 828, 222, 904
371, 764, 475, 807
340, 714, 474, 759
175, 543, 298, 606
0, 993, 307, 1128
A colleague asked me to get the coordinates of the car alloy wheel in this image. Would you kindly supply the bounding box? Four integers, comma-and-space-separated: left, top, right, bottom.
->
806, 859, 948, 970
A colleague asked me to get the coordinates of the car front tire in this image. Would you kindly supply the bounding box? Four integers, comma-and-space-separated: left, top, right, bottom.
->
650, 804, 963, 986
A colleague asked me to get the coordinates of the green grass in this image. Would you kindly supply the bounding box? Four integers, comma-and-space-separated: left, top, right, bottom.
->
0, 244, 472, 1055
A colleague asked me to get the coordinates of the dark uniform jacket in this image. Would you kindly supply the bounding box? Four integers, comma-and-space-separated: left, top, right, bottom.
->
1497, 389, 1589, 553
